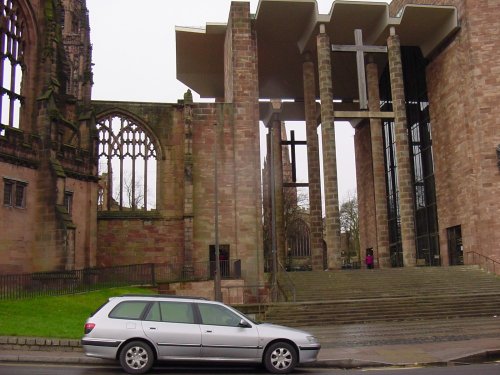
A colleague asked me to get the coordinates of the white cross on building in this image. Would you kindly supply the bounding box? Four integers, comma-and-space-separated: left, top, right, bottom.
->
332, 29, 387, 110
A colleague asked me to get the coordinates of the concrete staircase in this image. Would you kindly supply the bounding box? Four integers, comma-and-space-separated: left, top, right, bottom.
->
264, 266, 500, 326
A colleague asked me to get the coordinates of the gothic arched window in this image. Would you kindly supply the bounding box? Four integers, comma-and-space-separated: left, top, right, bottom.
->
97, 114, 157, 211
0, 0, 25, 130
287, 218, 311, 257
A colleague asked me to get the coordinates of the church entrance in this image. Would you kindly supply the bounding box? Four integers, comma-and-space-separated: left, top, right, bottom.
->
447, 226, 463, 265
209, 245, 230, 278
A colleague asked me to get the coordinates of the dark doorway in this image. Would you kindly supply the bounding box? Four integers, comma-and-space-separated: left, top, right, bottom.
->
209, 245, 230, 278
447, 226, 463, 265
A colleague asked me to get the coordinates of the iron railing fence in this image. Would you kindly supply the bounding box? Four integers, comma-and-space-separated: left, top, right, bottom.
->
263, 257, 296, 302
0, 260, 241, 300
154, 260, 241, 283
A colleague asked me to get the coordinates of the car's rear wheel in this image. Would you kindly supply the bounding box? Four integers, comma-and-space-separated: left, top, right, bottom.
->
264, 341, 297, 374
119, 341, 154, 374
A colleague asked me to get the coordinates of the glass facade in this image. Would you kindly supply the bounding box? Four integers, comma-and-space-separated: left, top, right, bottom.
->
380, 47, 440, 267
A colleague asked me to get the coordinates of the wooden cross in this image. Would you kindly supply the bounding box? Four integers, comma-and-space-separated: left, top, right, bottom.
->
331, 29, 387, 110
282, 130, 307, 187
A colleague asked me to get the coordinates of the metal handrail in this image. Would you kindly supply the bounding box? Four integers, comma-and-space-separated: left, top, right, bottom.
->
466, 251, 500, 275
277, 260, 296, 302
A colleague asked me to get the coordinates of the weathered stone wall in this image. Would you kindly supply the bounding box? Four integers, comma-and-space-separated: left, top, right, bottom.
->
166, 279, 246, 305
65, 177, 97, 269
0, 165, 38, 274
222, 2, 264, 284
424, 0, 500, 264
94, 99, 261, 285
97, 218, 184, 266
0, 0, 97, 275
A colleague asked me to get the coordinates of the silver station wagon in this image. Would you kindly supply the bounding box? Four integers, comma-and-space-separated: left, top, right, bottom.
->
82, 295, 321, 374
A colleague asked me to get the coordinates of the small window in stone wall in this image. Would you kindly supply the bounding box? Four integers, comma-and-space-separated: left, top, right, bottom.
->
3, 178, 26, 208
64, 191, 73, 215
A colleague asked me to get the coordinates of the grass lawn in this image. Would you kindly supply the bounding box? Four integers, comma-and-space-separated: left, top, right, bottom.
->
0, 287, 153, 339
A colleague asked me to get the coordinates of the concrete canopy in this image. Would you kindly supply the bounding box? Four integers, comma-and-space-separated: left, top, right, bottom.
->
176, 0, 458, 103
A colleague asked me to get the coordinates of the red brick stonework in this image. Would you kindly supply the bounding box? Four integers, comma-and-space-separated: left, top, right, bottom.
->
1, 0, 96, 274
424, 0, 500, 265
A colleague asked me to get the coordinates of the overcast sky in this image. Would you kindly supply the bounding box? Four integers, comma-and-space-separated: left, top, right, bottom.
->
86, 0, 391, 203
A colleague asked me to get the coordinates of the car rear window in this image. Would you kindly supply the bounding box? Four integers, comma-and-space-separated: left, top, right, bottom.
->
109, 301, 149, 320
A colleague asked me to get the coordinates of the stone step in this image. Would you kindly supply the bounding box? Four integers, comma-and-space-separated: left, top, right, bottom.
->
267, 304, 500, 319
268, 306, 500, 325
279, 266, 500, 301
264, 266, 500, 326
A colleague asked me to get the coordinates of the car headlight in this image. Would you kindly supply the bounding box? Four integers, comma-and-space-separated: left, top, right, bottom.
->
306, 336, 319, 344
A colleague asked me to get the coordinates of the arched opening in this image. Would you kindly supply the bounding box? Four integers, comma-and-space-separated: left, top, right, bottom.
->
96, 113, 158, 211
0, 0, 25, 132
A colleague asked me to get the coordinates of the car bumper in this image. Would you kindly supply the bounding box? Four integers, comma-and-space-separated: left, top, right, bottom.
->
299, 345, 321, 363
81, 338, 122, 360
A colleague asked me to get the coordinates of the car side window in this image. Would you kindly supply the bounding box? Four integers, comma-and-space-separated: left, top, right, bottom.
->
144, 302, 161, 321
109, 301, 149, 320
160, 301, 194, 324
145, 301, 195, 324
197, 303, 241, 327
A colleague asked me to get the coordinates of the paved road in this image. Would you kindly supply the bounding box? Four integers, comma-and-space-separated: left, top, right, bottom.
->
0, 362, 499, 375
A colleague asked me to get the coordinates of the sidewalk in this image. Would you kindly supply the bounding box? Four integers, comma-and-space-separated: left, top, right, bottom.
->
315, 337, 500, 368
1, 317, 499, 369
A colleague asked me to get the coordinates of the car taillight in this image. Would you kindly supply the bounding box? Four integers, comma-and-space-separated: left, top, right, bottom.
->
84, 323, 95, 334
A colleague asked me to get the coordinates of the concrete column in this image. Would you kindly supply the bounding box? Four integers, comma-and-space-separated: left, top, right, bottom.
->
302, 52, 324, 270
317, 25, 341, 270
366, 58, 390, 268
387, 27, 416, 267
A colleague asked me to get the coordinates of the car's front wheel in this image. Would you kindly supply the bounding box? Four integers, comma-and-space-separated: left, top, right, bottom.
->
264, 341, 297, 374
119, 341, 154, 374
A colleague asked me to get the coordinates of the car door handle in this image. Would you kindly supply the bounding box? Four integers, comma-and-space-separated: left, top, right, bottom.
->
149, 327, 157, 330
205, 330, 212, 333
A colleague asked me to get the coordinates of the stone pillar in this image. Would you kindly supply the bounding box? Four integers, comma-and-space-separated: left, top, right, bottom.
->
387, 27, 416, 267
268, 112, 286, 267
183, 92, 194, 276
317, 25, 341, 270
366, 57, 391, 268
302, 52, 324, 270
223, 2, 263, 285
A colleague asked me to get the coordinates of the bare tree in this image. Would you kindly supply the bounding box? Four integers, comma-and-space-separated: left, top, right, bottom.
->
339, 191, 360, 265
114, 172, 145, 210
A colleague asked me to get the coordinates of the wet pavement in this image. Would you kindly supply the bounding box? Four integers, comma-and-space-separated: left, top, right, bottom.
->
1, 316, 499, 369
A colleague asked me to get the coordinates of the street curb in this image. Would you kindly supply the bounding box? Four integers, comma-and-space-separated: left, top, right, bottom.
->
448, 349, 500, 364
1, 352, 496, 368
0, 353, 110, 365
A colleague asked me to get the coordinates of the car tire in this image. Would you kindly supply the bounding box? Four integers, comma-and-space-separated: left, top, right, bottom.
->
263, 341, 297, 374
119, 341, 154, 374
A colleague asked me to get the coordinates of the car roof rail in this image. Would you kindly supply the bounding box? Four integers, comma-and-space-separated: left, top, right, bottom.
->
119, 294, 208, 300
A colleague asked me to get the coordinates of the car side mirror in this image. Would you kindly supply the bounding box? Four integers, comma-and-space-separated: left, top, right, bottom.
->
238, 319, 251, 328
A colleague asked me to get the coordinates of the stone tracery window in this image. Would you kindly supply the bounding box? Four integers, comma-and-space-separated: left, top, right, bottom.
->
97, 114, 157, 211
0, 0, 24, 131
287, 218, 310, 257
